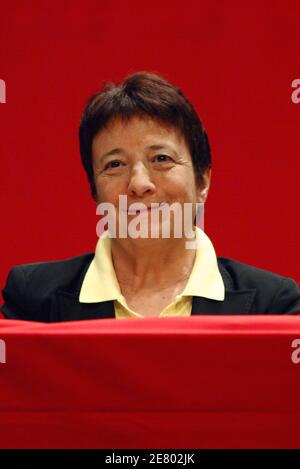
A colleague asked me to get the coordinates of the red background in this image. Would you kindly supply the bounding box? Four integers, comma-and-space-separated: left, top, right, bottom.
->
0, 0, 299, 300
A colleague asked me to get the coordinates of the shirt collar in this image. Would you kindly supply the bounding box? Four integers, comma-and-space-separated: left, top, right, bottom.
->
79, 227, 225, 303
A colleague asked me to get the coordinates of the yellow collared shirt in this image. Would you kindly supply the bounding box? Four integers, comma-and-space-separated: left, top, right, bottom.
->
79, 227, 225, 319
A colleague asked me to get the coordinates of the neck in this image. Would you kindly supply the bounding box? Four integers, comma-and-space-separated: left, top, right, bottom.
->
110, 234, 197, 293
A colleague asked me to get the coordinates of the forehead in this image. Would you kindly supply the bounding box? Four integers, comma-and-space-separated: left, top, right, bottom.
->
91, 115, 189, 155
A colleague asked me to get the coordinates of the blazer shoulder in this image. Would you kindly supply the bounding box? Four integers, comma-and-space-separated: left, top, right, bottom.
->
217, 256, 300, 314
1, 252, 94, 321
14, 252, 95, 285
217, 256, 290, 289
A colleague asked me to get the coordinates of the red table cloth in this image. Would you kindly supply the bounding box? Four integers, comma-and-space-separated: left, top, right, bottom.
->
0, 316, 300, 449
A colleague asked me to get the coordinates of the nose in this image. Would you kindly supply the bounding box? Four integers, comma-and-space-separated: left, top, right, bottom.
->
127, 163, 156, 198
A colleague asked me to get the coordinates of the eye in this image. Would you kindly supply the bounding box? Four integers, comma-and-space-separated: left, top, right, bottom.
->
104, 160, 123, 170
153, 154, 173, 163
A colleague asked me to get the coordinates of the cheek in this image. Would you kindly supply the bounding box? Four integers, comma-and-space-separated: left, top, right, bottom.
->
163, 178, 195, 201
95, 177, 126, 204
159, 168, 196, 198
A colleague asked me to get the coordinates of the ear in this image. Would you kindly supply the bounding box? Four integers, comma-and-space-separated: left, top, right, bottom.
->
196, 167, 211, 203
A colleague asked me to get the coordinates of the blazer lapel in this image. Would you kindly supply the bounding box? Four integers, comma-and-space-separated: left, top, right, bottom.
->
191, 262, 256, 315
191, 289, 256, 315
56, 291, 115, 321
55, 256, 115, 321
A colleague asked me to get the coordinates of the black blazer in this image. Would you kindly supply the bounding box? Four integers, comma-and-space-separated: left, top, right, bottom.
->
1, 254, 300, 322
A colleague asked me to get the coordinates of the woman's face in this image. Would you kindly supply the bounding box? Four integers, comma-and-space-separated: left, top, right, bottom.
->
91, 115, 210, 238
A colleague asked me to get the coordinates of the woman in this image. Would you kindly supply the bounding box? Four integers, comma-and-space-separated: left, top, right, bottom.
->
1, 72, 300, 321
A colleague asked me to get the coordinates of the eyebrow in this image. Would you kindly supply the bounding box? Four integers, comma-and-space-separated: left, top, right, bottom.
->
99, 144, 176, 161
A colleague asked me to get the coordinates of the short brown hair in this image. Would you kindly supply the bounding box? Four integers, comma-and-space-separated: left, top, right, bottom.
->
79, 72, 211, 198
